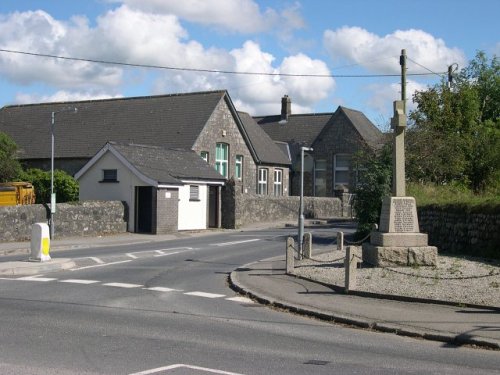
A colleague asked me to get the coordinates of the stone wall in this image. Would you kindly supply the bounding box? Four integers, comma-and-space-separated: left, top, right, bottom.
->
0, 201, 127, 242
222, 180, 343, 228
418, 206, 500, 258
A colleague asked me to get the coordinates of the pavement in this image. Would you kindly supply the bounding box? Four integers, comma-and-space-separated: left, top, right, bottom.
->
1, 227, 499, 350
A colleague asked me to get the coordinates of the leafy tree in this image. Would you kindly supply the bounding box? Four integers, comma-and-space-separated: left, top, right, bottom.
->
0, 131, 22, 182
353, 143, 392, 237
408, 51, 500, 192
20, 168, 79, 203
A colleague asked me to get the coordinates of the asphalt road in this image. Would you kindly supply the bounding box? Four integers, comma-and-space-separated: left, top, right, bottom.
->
1, 227, 499, 374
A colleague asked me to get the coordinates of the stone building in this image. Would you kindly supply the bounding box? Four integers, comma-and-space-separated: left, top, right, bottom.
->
255, 95, 384, 197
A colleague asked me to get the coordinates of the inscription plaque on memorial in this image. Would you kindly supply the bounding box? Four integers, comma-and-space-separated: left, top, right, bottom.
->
379, 197, 419, 233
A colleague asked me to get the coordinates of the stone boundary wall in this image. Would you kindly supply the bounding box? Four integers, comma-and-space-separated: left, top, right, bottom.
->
224, 193, 343, 229
418, 207, 500, 258
0, 201, 127, 242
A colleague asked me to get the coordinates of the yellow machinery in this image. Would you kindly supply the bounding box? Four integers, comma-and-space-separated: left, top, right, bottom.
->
0, 182, 36, 206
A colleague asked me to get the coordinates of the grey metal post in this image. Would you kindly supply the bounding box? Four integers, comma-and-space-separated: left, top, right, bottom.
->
49, 108, 78, 239
298, 146, 312, 258
50, 112, 55, 239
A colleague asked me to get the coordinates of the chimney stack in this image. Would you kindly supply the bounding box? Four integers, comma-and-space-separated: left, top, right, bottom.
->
281, 95, 291, 121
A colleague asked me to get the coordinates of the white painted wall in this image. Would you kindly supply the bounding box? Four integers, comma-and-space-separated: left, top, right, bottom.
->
77, 151, 149, 232
177, 184, 208, 230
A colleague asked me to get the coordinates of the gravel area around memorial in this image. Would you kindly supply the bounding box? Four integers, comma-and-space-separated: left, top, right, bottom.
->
293, 249, 500, 307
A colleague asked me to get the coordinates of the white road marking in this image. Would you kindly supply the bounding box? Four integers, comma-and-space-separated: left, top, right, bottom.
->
88, 257, 105, 264
126, 253, 138, 259
153, 251, 181, 258
143, 287, 181, 292
212, 239, 260, 247
225, 296, 254, 304
70, 259, 132, 271
154, 250, 165, 255
16, 276, 56, 282
58, 279, 100, 284
129, 363, 245, 375
103, 282, 143, 288
184, 291, 226, 299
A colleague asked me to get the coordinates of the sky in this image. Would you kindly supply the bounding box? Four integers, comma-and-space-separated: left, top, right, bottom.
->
0, 0, 498, 128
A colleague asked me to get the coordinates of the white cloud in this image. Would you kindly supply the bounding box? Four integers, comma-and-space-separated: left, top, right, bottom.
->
110, 0, 304, 34
0, 6, 331, 115
324, 26, 466, 74
15, 90, 123, 105
366, 79, 427, 117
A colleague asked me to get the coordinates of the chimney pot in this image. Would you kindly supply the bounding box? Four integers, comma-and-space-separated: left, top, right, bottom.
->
281, 95, 291, 121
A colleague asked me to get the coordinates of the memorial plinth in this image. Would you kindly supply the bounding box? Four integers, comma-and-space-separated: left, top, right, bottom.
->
362, 197, 437, 267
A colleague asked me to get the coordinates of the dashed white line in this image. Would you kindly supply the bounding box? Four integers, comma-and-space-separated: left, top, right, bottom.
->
143, 287, 181, 292
153, 251, 181, 258
211, 239, 260, 247
58, 279, 100, 284
88, 257, 105, 264
16, 276, 57, 282
225, 296, 254, 304
103, 282, 143, 288
184, 291, 226, 299
70, 259, 132, 271
126, 253, 138, 259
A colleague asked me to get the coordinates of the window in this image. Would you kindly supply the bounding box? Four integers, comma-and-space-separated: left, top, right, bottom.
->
215, 143, 229, 178
101, 169, 118, 182
273, 169, 283, 196
235, 155, 243, 180
334, 154, 351, 188
189, 185, 200, 201
258, 168, 268, 195
200, 151, 209, 162
314, 160, 327, 196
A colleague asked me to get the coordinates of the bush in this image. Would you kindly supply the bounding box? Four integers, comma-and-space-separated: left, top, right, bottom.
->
353, 144, 392, 238
0, 131, 22, 182
19, 168, 79, 203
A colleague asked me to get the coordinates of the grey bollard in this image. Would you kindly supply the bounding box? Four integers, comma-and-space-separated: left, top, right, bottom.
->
337, 231, 344, 251
286, 237, 295, 275
30, 223, 51, 262
303, 232, 312, 259
344, 246, 358, 293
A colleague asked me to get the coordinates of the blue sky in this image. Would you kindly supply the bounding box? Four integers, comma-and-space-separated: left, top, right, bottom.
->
0, 0, 498, 128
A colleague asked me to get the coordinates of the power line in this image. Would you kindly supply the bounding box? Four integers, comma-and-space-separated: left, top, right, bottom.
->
0, 48, 445, 79
406, 57, 446, 78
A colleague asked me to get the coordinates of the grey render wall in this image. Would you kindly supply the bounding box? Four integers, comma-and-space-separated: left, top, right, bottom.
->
418, 207, 500, 258
155, 188, 179, 234
0, 201, 127, 242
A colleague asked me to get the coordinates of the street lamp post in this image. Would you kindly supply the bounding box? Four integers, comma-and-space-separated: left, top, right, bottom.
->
298, 146, 313, 258
50, 108, 77, 239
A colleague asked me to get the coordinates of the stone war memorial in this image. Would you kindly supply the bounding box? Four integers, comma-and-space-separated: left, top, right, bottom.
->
362, 100, 438, 267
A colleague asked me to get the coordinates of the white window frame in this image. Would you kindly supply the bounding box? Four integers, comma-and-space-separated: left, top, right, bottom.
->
258, 168, 268, 195
200, 151, 209, 163
273, 169, 283, 196
314, 159, 327, 196
235, 155, 243, 180
189, 185, 200, 201
333, 154, 350, 188
215, 143, 229, 178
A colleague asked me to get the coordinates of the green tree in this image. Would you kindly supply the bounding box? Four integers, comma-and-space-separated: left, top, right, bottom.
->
353, 143, 392, 237
20, 168, 79, 203
408, 51, 500, 192
0, 131, 22, 182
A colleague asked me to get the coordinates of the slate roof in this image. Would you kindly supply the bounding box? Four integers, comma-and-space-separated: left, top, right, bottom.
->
237, 112, 290, 165
0, 91, 226, 160
254, 106, 383, 152
254, 113, 333, 147
77, 142, 226, 185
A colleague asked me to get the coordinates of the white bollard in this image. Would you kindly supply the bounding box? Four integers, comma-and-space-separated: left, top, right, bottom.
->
30, 223, 51, 262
